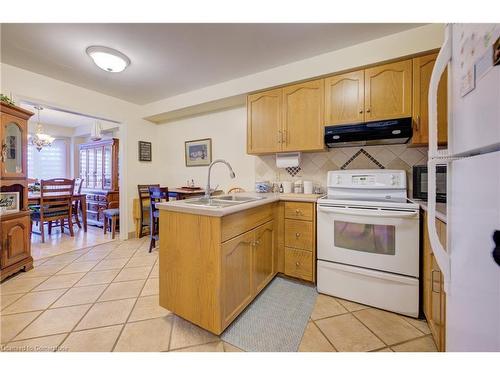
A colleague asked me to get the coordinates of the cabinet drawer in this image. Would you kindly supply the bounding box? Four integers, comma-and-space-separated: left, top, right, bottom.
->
284, 202, 313, 221
284, 247, 313, 281
285, 219, 313, 251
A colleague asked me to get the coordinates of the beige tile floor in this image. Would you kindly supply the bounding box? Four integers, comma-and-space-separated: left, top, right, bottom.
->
31, 224, 116, 260
1, 236, 437, 352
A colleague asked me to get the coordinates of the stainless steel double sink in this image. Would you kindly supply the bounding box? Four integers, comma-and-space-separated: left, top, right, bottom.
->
182, 195, 266, 208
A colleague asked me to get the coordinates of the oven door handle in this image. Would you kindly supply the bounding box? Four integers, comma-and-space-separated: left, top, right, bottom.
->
318, 206, 418, 218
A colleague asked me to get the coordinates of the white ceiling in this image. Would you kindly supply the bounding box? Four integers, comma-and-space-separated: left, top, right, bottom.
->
22, 102, 118, 129
1, 23, 422, 104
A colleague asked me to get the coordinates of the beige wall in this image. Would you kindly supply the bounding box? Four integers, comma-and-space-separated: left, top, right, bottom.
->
143, 24, 445, 120
157, 106, 256, 193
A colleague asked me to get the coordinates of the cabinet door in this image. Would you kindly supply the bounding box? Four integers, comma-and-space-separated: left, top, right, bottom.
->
1, 114, 27, 179
87, 148, 96, 189
412, 53, 448, 145
96, 146, 103, 190
103, 144, 112, 190
253, 221, 275, 295
247, 88, 282, 154
1, 215, 30, 268
221, 230, 254, 327
324, 70, 365, 126
282, 79, 325, 152
364, 60, 412, 121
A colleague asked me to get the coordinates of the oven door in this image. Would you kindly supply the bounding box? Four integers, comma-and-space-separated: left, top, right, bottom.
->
317, 204, 419, 277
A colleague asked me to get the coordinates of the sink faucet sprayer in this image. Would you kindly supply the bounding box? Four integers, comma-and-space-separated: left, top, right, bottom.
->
205, 159, 236, 199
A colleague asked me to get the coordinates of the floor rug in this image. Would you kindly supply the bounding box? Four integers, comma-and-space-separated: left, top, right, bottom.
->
221, 276, 318, 352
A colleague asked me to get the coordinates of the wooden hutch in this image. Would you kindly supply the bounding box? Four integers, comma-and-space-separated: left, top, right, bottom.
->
79, 138, 119, 227
0, 102, 34, 281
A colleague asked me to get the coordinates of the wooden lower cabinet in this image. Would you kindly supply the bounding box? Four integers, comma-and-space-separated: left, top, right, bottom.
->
221, 230, 254, 327
1, 212, 33, 280
253, 221, 275, 294
160, 204, 277, 335
284, 247, 313, 281
422, 211, 447, 351
84, 190, 119, 227
281, 201, 316, 282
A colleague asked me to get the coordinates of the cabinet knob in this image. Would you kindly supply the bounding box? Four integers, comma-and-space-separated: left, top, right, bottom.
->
295, 232, 301, 238
295, 209, 302, 215
359, 109, 363, 114
295, 261, 300, 267
366, 108, 371, 113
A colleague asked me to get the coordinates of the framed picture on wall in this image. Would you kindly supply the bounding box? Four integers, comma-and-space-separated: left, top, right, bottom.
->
138, 141, 152, 162
185, 138, 212, 167
0, 192, 19, 214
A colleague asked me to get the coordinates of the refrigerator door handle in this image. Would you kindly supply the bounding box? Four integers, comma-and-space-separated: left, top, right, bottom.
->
427, 25, 452, 292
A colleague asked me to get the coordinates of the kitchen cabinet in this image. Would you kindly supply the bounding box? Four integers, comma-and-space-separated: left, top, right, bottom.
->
412, 53, 448, 146
281, 201, 316, 282
222, 220, 275, 327
160, 203, 277, 334
0, 103, 34, 281
364, 59, 412, 121
324, 70, 365, 126
247, 88, 282, 154
282, 79, 325, 152
252, 220, 275, 294
221, 230, 254, 327
247, 80, 324, 154
422, 211, 447, 351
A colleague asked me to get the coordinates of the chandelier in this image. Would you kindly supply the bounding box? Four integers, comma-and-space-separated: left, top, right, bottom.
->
30, 106, 54, 151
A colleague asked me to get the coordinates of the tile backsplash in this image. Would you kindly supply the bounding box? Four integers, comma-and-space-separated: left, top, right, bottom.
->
254, 144, 429, 196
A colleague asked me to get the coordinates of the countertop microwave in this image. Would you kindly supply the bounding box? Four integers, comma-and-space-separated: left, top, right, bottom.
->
412, 165, 447, 203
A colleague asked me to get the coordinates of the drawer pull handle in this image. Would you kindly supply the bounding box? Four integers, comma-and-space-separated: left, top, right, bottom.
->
295, 209, 302, 215
295, 232, 301, 238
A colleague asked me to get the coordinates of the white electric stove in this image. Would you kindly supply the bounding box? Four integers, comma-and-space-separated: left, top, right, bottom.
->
317, 169, 420, 317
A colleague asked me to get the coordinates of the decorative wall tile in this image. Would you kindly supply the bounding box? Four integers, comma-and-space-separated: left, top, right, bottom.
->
399, 148, 426, 166
341, 149, 384, 170
254, 143, 429, 192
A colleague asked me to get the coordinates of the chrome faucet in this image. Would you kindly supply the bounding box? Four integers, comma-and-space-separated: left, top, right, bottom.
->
205, 159, 236, 199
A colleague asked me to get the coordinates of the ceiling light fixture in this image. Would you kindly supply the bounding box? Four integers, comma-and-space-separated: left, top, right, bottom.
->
86, 46, 130, 73
30, 106, 55, 152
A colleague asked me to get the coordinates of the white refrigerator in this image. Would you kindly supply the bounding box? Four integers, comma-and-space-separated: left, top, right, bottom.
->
427, 23, 500, 351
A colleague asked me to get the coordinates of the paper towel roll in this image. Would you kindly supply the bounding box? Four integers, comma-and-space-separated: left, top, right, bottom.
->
276, 152, 301, 168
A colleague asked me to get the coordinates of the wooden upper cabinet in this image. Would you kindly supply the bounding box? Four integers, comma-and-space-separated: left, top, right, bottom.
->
325, 70, 364, 126
364, 59, 412, 121
282, 79, 325, 152
412, 53, 448, 146
247, 88, 282, 154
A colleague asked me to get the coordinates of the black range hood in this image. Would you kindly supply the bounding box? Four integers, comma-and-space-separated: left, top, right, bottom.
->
324, 117, 413, 148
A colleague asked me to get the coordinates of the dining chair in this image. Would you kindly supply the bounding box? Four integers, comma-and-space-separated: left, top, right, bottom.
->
72, 178, 84, 228
103, 201, 120, 239
148, 186, 169, 252
30, 178, 75, 243
137, 184, 159, 238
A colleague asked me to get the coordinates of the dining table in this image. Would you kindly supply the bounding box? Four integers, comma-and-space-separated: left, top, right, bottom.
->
27, 192, 88, 232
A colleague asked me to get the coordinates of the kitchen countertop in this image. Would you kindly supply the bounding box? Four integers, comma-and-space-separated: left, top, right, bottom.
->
156, 192, 323, 217
411, 199, 447, 223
